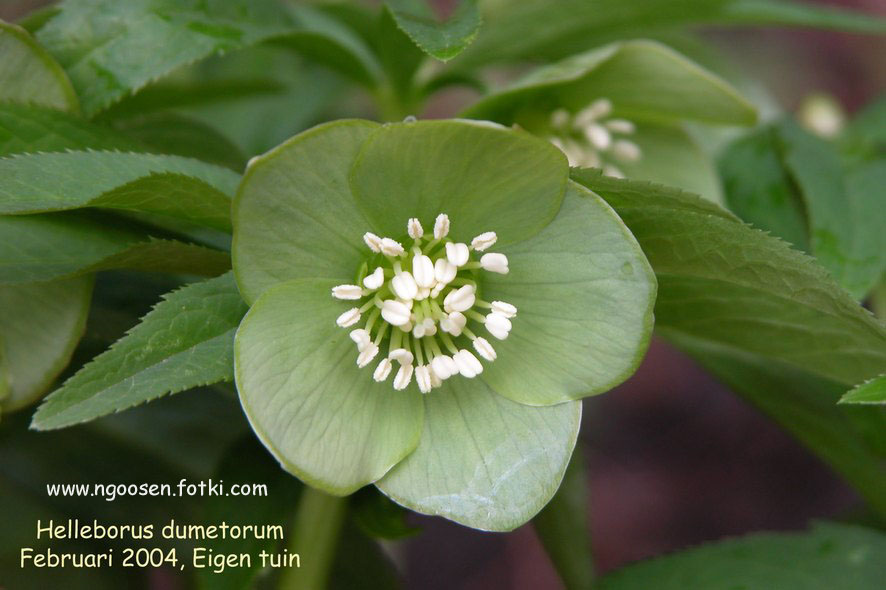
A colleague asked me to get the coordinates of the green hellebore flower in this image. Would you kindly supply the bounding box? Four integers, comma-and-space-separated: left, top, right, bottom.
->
232, 118, 656, 531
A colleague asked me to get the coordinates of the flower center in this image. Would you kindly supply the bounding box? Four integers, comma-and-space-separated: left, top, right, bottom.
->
546, 98, 642, 178
331, 213, 517, 393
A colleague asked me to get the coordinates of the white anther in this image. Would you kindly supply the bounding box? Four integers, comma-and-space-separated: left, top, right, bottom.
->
575, 98, 613, 127
336, 308, 361, 327
584, 123, 612, 150
605, 119, 636, 134
412, 321, 427, 339
388, 348, 414, 366
349, 329, 371, 350
454, 350, 483, 378
580, 149, 601, 169
380, 237, 405, 257
485, 312, 512, 340
421, 317, 437, 336
471, 231, 497, 251
480, 253, 509, 274
603, 164, 625, 179
490, 301, 517, 318
415, 365, 432, 394
363, 267, 384, 290
398, 298, 414, 310
430, 283, 445, 298
440, 311, 466, 336
434, 258, 457, 284
443, 285, 476, 313
416, 287, 431, 300
434, 214, 450, 239
332, 284, 363, 300
550, 108, 571, 128
357, 343, 379, 368
412, 254, 435, 288
401, 320, 413, 332
408, 218, 424, 239
363, 232, 382, 252
612, 139, 641, 162
391, 271, 418, 300
445, 242, 470, 267
473, 337, 497, 361
381, 300, 411, 326
373, 358, 393, 382
431, 355, 457, 380
429, 369, 442, 388
393, 364, 414, 390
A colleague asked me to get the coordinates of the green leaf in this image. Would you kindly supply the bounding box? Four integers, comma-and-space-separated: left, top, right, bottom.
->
570, 168, 886, 386
599, 522, 886, 589
233, 119, 381, 304
533, 446, 595, 590
479, 181, 655, 405
460, 0, 886, 67
32, 273, 247, 430
779, 121, 885, 299
0, 20, 78, 112
0, 213, 231, 284
840, 376, 886, 406
0, 150, 238, 230
234, 278, 424, 496
350, 119, 567, 248
0, 102, 143, 157
0, 277, 92, 412
385, 0, 481, 61
36, 0, 295, 116
719, 125, 810, 251
109, 112, 246, 170
462, 40, 756, 127
667, 332, 886, 519
376, 376, 581, 532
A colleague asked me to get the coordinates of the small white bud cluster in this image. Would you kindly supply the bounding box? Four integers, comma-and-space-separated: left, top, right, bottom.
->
331, 214, 518, 393
547, 98, 642, 178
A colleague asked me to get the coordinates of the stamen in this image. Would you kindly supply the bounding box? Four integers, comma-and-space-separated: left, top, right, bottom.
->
350, 329, 371, 350
393, 364, 414, 390
381, 300, 411, 326
485, 312, 512, 340
380, 237, 405, 257
470, 232, 497, 251
491, 301, 517, 318
357, 343, 379, 368
440, 311, 466, 336
612, 139, 641, 162
408, 218, 424, 240
373, 358, 393, 382
363, 267, 385, 290
606, 119, 636, 134
479, 253, 509, 274
453, 350, 483, 378
363, 232, 382, 252
336, 308, 361, 327
412, 254, 435, 288
434, 258, 457, 284
389, 347, 414, 366
415, 365, 432, 394
391, 271, 418, 300
443, 285, 475, 313
445, 242, 470, 267
332, 284, 363, 300
473, 337, 497, 361
433, 214, 450, 239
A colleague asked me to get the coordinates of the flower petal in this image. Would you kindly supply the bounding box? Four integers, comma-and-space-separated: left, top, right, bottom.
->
349, 119, 567, 247
376, 377, 581, 531
234, 278, 423, 495
233, 120, 380, 304
479, 180, 656, 405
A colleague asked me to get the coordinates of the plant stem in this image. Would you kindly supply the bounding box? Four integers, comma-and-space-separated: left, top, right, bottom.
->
278, 487, 348, 590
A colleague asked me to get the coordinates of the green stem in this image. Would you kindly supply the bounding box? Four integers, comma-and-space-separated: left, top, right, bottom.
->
279, 487, 347, 590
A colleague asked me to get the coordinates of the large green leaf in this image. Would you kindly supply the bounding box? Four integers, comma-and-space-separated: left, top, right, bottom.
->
719, 125, 810, 251
0, 277, 92, 412
376, 376, 581, 532
0, 20, 78, 112
479, 181, 655, 405
0, 150, 238, 230
779, 122, 885, 300
840, 376, 886, 406
459, 0, 886, 67
35, 0, 294, 116
0, 102, 142, 157
233, 119, 380, 304
32, 273, 247, 430
234, 278, 424, 495
350, 119, 567, 248
667, 332, 886, 518
0, 213, 231, 284
570, 168, 886, 386
599, 522, 886, 589
385, 0, 481, 61
462, 40, 756, 127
